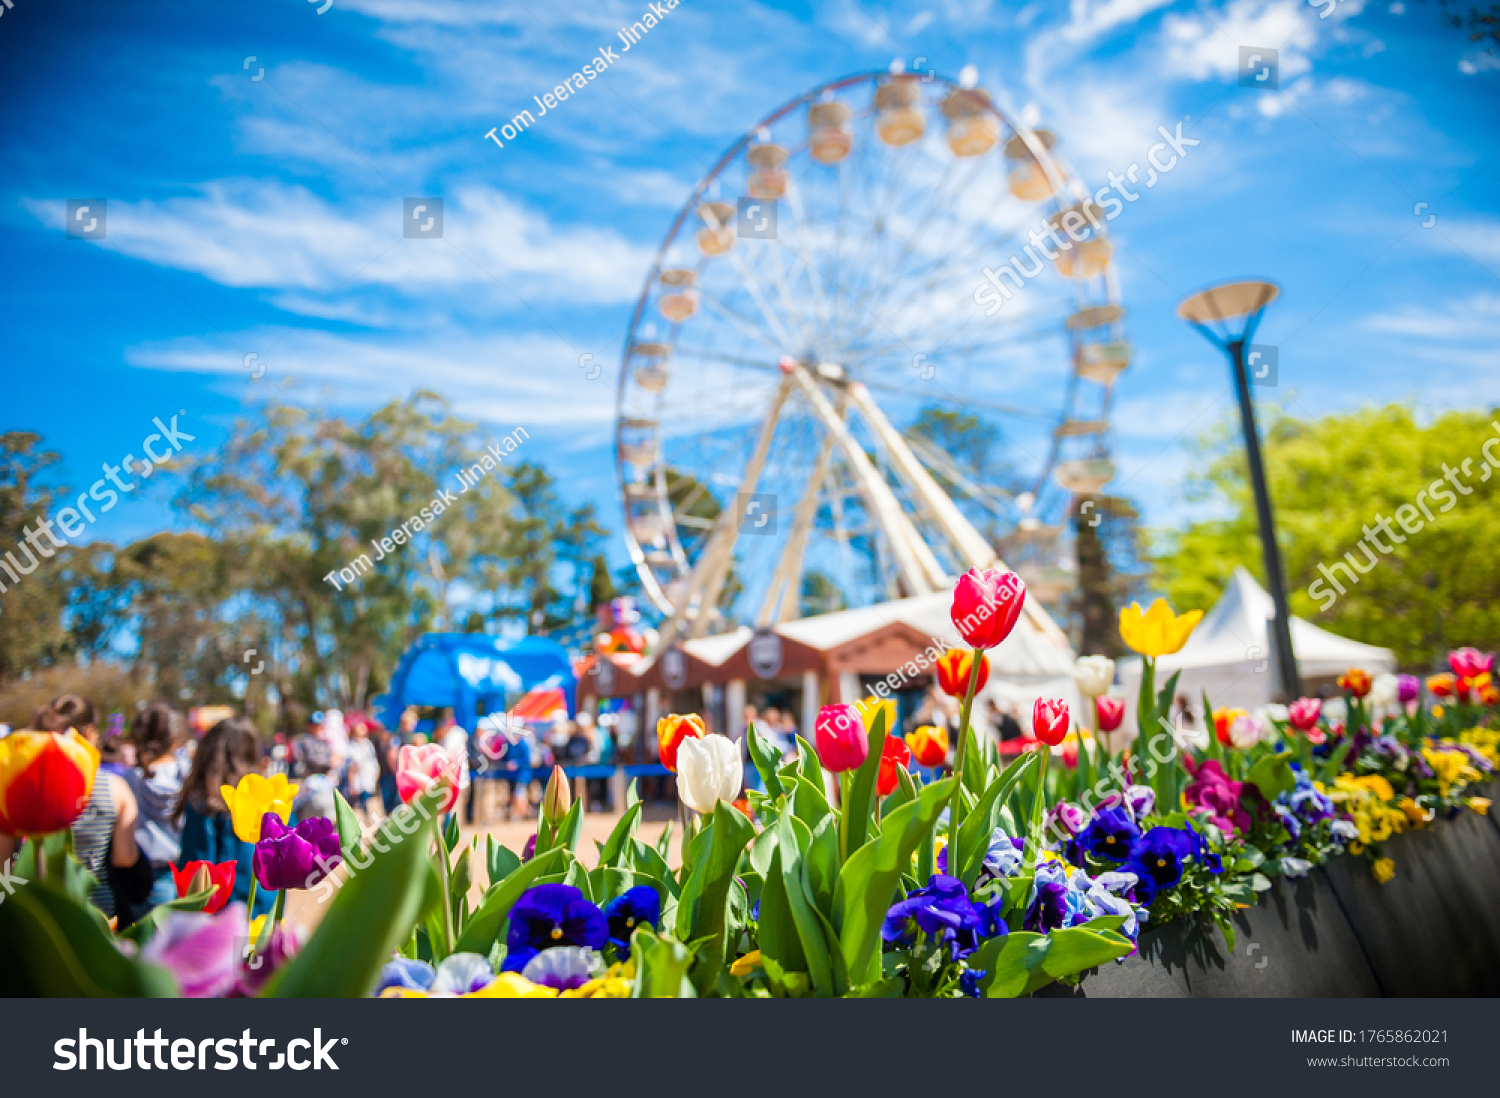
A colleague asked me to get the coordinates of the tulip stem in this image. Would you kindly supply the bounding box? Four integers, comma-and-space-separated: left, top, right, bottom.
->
433, 833, 456, 957
246, 877, 258, 923
945, 648, 986, 878
1028, 748, 1050, 870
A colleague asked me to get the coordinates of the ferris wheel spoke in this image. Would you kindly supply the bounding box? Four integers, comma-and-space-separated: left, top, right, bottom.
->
693, 285, 788, 352
722, 246, 801, 352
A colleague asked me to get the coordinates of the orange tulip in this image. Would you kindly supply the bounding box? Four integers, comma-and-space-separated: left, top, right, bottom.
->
905, 725, 949, 768
1338, 668, 1372, 698
0, 730, 100, 835
1426, 673, 1455, 698
656, 713, 706, 773
935, 649, 990, 699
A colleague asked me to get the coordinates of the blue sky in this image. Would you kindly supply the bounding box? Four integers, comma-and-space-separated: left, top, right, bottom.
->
2, 0, 1497, 586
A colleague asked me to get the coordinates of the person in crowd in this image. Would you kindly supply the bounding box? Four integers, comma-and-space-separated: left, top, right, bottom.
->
373, 714, 404, 816
344, 714, 381, 820
120, 701, 190, 926
98, 713, 133, 777
987, 698, 1023, 745
291, 734, 338, 823
173, 717, 273, 917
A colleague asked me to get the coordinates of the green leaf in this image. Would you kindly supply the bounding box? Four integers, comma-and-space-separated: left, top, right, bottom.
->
486, 834, 521, 889
1318, 739, 1354, 784
255, 887, 286, 954
794, 734, 825, 792
265, 788, 448, 997
972, 931, 1049, 998
1246, 750, 1297, 802
746, 722, 785, 798
776, 812, 835, 996
118, 886, 219, 946
954, 750, 1039, 889
961, 725, 986, 798
0, 881, 176, 996
804, 814, 839, 914
538, 797, 583, 857
757, 844, 807, 973
655, 820, 674, 861
15, 832, 98, 911
791, 774, 832, 831
841, 706, 887, 858
673, 801, 756, 993
631, 928, 696, 998
444, 812, 460, 853
631, 838, 680, 898
1040, 924, 1133, 978
885, 762, 917, 817
334, 789, 365, 862
833, 776, 956, 986
452, 846, 566, 956
597, 800, 644, 869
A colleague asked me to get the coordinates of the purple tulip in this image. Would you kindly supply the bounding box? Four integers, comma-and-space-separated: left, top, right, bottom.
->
141, 903, 246, 998
1397, 674, 1420, 705
234, 921, 303, 997
253, 813, 343, 891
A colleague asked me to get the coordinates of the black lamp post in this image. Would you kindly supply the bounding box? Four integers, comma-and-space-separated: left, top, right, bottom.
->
1178, 280, 1301, 701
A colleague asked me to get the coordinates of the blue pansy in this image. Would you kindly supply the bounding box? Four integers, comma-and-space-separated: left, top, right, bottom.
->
504, 883, 607, 973
374, 956, 435, 995
882, 873, 980, 957
1125, 826, 1194, 904
603, 885, 661, 958
1074, 806, 1140, 864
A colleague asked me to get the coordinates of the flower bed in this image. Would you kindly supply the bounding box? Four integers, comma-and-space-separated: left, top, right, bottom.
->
0, 574, 1495, 998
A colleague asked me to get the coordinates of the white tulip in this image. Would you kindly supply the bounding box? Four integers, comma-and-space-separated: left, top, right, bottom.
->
1228, 713, 1263, 749
1073, 654, 1116, 699
1323, 697, 1348, 723
676, 733, 743, 815
1369, 673, 1399, 709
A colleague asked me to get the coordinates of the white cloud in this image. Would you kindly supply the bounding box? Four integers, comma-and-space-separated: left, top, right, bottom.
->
1159, 0, 1316, 84
24, 183, 652, 307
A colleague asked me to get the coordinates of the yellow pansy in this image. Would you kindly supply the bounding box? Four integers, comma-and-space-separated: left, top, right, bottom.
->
729, 950, 763, 978
1119, 600, 1204, 658
465, 973, 558, 998
1351, 774, 1395, 802
1398, 797, 1432, 827
1371, 857, 1395, 884
561, 962, 635, 998
1468, 797, 1491, 816
220, 772, 299, 843
854, 696, 897, 735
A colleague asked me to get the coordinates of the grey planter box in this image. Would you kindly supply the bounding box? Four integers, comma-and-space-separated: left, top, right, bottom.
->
1042, 798, 1500, 998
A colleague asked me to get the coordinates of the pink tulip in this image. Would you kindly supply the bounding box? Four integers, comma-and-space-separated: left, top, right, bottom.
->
1448, 647, 1494, 680
814, 704, 869, 773
1287, 697, 1322, 733
950, 568, 1027, 650
1095, 696, 1125, 732
396, 743, 464, 814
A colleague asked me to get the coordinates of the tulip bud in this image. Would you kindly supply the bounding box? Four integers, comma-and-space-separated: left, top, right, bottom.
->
814, 704, 868, 772
543, 765, 571, 823
1095, 695, 1125, 733
949, 568, 1026, 650
190, 864, 213, 896
1031, 697, 1070, 747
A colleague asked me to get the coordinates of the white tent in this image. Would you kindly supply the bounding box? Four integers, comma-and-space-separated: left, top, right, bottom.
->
1117, 567, 1396, 719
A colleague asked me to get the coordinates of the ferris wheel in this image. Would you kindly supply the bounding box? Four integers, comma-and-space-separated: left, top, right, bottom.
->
615, 67, 1129, 643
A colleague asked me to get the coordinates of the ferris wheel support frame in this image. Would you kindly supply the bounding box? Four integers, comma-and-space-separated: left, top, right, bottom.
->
792, 366, 944, 597
758, 390, 848, 625
656, 373, 796, 650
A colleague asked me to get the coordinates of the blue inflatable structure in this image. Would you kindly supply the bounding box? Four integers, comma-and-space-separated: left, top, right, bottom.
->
376, 633, 576, 729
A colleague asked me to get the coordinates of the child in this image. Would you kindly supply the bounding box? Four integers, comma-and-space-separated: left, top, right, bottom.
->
121, 702, 190, 926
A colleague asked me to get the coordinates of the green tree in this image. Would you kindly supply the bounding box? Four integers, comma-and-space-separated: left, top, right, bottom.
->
1153, 405, 1500, 668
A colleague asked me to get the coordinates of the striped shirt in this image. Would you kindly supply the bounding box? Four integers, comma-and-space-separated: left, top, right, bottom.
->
72, 774, 115, 917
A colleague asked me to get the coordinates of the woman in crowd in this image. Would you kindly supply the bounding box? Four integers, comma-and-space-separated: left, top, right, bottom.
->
120, 701, 190, 926
173, 717, 274, 917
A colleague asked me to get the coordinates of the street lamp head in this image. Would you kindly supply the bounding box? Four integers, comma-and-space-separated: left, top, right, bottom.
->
1178, 279, 1278, 329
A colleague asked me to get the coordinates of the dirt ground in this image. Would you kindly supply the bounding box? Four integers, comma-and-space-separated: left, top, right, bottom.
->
283, 791, 679, 933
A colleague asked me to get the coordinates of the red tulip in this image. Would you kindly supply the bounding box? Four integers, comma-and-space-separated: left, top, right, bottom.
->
1337, 668, 1372, 698
1032, 698, 1070, 747
935, 649, 990, 699
877, 735, 911, 796
1448, 647, 1494, 680
814, 704, 868, 773
395, 742, 464, 814
170, 859, 237, 914
0, 730, 100, 836
1095, 695, 1125, 732
950, 568, 1026, 650
1287, 697, 1322, 733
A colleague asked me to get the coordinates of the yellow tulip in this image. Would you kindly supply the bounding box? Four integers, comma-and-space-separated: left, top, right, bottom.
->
221, 772, 298, 843
1119, 600, 1203, 658
854, 696, 896, 735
